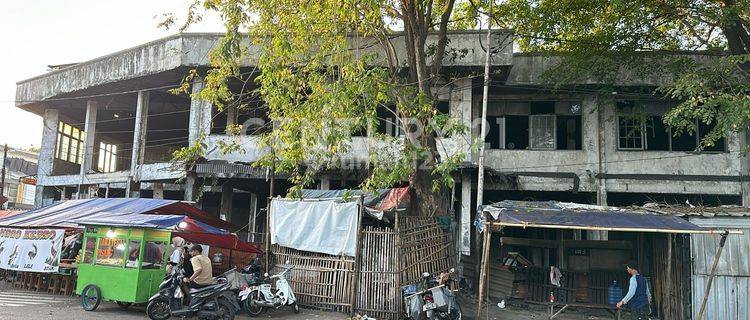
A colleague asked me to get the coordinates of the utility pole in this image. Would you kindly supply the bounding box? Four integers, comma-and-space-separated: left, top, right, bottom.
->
1, 144, 7, 204
475, 1, 493, 317
476, 2, 493, 212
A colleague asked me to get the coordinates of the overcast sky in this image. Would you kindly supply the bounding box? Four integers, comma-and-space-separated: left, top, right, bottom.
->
0, 0, 222, 150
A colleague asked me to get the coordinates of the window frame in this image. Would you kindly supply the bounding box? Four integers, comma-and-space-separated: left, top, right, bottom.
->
617, 116, 646, 151
97, 142, 118, 173
55, 122, 84, 164
528, 114, 557, 150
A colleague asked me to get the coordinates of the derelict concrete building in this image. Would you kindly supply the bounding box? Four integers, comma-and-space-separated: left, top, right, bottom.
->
15, 31, 750, 247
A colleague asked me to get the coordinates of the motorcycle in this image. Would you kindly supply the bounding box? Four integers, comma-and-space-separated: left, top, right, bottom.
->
404, 269, 461, 320
146, 269, 241, 320
238, 264, 299, 316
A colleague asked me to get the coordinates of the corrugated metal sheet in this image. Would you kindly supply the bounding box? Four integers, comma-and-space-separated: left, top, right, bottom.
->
690, 217, 750, 320
692, 275, 750, 320
690, 219, 750, 276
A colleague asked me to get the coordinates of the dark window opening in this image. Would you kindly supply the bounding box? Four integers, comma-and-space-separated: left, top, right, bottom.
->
671, 128, 697, 151
432, 100, 451, 137
486, 116, 503, 149
645, 116, 669, 151
376, 105, 399, 137
530, 101, 555, 114
699, 121, 726, 152
556, 116, 582, 150
504, 115, 529, 150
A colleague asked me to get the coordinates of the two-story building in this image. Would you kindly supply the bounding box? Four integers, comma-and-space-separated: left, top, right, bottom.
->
15, 31, 748, 248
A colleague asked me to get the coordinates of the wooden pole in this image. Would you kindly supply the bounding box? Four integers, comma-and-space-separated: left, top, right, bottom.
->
665, 233, 672, 319
349, 195, 365, 316
476, 221, 493, 318
696, 231, 729, 320
475, 0, 493, 259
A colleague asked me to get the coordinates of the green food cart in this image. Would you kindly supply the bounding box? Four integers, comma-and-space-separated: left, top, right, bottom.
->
76, 225, 171, 311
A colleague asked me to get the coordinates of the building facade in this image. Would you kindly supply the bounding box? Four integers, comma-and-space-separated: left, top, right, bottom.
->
15, 32, 749, 247
0, 148, 38, 209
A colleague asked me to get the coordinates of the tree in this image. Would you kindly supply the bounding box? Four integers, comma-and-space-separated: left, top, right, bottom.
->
173, 0, 475, 216
485, 0, 750, 150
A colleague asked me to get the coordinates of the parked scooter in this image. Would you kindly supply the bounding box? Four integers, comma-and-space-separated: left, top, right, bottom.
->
404, 269, 461, 320
146, 269, 241, 320
238, 264, 299, 316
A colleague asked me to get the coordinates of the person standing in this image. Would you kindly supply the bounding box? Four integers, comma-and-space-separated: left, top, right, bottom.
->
616, 261, 650, 320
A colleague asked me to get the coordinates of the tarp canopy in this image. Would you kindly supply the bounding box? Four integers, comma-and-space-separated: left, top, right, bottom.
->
71, 213, 261, 253
480, 200, 725, 234
299, 187, 409, 222
0, 198, 236, 230
0, 198, 261, 253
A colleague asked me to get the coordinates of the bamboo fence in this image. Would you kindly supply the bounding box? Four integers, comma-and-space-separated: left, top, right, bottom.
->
270, 215, 456, 319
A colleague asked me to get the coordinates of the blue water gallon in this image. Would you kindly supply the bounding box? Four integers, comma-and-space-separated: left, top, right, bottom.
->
607, 281, 623, 306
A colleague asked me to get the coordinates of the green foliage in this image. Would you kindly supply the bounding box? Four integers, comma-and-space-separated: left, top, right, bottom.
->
171, 0, 471, 204
488, 0, 750, 150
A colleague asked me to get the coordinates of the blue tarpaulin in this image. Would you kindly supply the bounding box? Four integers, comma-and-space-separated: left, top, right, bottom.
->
0, 198, 235, 230
480, 200, 718, 234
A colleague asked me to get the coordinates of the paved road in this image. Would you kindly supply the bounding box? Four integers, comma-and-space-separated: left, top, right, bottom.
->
0, 286, 619, 320
0, 287, 348, 320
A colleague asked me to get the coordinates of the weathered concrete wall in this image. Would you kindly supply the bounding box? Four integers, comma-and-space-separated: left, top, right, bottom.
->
17, 31, 514, 106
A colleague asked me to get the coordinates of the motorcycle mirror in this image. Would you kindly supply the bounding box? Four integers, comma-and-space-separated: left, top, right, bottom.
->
264, 273, 269, 277
422, 272, 430, 278
449, 268, 455, 273
285, 260, 290, 264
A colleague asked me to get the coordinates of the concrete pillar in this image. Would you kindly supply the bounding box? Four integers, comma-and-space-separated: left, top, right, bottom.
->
184, 173, 199, 204
35, 108, 59, 207
460, 174, 472, 255
249, 193, 258, 234
153, 182, 164, 199
127, 91, 150, 198
593, 96, 609, 240
189, 77, 212, 145
319, 176, 331, 190
226, 104, 237, 129
220, 184, 233, 221
738, 130, 750, 206
450, 78, 473, 162
81, 100, 98, 175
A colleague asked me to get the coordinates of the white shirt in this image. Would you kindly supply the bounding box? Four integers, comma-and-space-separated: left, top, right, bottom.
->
169, 248, 183, 265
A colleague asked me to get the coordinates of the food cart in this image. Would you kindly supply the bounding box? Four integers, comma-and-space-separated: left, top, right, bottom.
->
76, 225, 172, 311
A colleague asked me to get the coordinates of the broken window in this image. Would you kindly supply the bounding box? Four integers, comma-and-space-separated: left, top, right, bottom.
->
617, 101, 726, 152
97, 142, 118, 173
529, 115, 556, 149
486, 101, 581, 150
56, 122, 84, 164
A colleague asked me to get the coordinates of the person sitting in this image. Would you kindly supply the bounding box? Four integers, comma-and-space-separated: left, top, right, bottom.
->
182, 245, 216, 291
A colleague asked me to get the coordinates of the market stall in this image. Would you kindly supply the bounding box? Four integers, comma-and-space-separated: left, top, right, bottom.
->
0, 198, 261, 301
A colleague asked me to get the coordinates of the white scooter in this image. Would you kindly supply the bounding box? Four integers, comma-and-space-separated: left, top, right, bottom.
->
239, 265, 299, 316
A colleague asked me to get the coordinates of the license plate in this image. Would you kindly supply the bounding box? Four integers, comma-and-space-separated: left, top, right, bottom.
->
423, 303, 437, 311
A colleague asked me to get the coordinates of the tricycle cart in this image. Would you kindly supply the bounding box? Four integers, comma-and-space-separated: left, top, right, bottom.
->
76, 225, 171, 311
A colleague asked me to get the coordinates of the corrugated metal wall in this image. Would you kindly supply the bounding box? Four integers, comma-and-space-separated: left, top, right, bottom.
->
692, 275, 750, 320
690, 218, 750, 320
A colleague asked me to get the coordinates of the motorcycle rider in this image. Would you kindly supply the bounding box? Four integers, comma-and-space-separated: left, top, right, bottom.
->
181, 245, 216, 296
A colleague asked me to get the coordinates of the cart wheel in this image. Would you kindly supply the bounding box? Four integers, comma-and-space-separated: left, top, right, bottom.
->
81, 285, 102, 311
116, 301, 132, 309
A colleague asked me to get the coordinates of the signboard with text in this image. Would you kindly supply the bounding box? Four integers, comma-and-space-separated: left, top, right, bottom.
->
0, 228, 65, 273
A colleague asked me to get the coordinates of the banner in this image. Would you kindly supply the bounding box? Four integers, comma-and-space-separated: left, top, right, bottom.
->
0, 228, 65, 273
270, 199, 359, 257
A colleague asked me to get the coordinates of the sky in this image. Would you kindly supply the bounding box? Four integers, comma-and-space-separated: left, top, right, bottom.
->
0, 0, 223, 150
